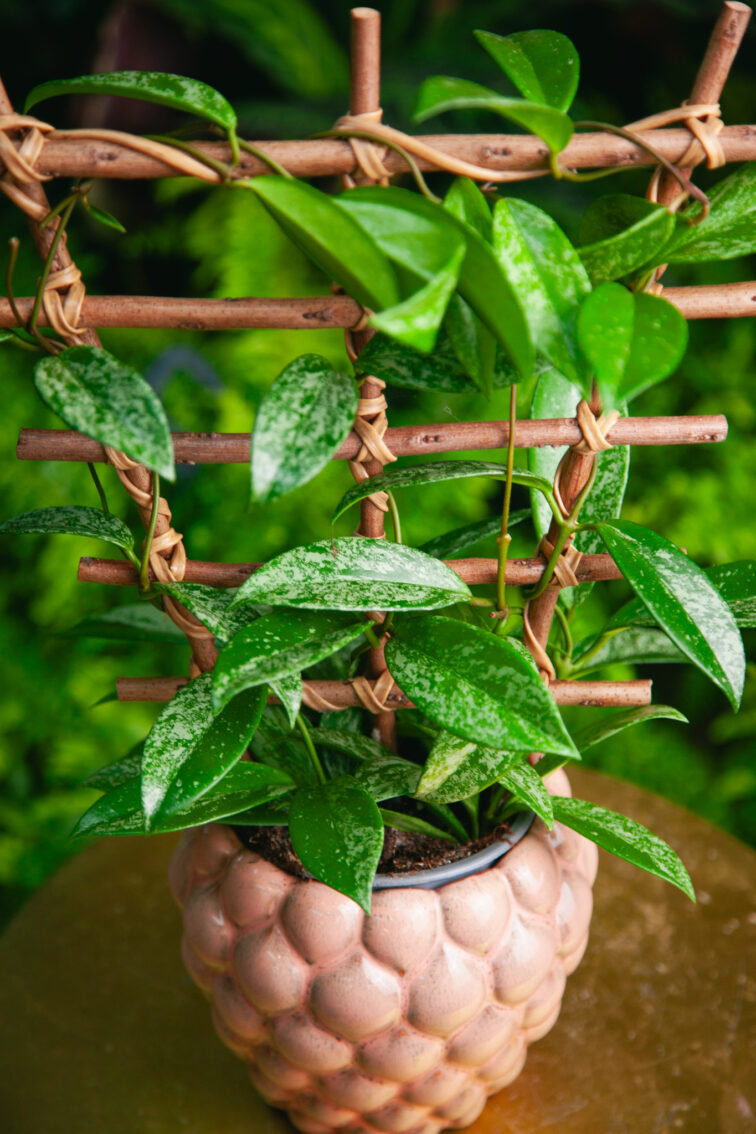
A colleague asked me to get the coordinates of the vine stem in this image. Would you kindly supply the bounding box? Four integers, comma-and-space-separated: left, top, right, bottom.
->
493, 383, 517, 636
296, 713, 327, 785
528, 461, 599, 601
87, 462, 110, 514
28, 195, 77, 342
139, 471, 160, 592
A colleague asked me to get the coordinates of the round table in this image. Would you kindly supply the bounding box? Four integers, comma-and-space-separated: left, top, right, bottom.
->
1, 770, 754, 1133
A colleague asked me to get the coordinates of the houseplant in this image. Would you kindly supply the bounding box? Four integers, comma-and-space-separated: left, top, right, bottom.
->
2, 19, 755, 1134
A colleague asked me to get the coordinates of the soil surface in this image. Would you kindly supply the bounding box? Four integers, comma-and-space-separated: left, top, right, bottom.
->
232, 820, 514, 881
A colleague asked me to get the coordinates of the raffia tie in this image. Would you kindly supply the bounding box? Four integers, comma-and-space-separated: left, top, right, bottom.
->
301, 671, 401, 715
522, 603, 556, 683
344, 307, 397, 515
0, 114, 53, 221
331, 112, 548, 185
104, 447, 214, 651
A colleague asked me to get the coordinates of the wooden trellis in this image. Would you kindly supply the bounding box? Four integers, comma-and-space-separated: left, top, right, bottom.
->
3, 3, 753, 749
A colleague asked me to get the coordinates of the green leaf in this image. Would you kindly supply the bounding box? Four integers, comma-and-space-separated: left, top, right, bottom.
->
356, 331, 470, 393
572, 626, 685, 673
332, 460, 554, 525
141, 674, 267, 824
336, 187, 533, 380
315, 729, 421, 801
250, 709, 316, 787
498, 762, 554, 827
493, 198, 590, 388
74, 763, 293, 838
664, 164, 756, 262
552, 796, 695, 900
251, 354, 357, 503
379, 808, 456, 843
34, 347, 174, 480
25, 70, 238, 138
155, 581, 260, 643
289, 776, 384, 912
63, 604, 185, 644
443, 294, 497, 393
444, 177, 493, 242
213, 610, 370, 710
157, 686, 269, 820
416, 729, 518, 804
596, 520, 745, 708
370, 244, 465, 353
0, 506, 134, 550
84, 744, 142, 791
270, 672, 302, 729
229, 538, 471, 613
82, 199, 127, 234
618, 293, 688, 402
572, 705, 688, 752
386, 616, 578, 758
608, 560, 756, 632
246, 178, 399, 312
420, 511, 529, 560
577, 282, 635, 394
414, 76, 573, 156
577, 196, 676, 284
475, 29, 580, 111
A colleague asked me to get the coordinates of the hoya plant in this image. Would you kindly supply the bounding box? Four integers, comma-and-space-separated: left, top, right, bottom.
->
4, 29, 756, 915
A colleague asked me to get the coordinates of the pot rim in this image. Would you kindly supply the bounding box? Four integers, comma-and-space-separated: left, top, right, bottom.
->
372, 810, 535, 891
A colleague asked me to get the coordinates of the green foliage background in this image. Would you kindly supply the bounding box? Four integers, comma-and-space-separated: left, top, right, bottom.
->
1, 0, 754, 923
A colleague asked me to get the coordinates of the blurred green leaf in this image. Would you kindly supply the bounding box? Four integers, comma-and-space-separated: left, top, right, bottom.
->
62, 603, 185, 644
475, 29, 579, 111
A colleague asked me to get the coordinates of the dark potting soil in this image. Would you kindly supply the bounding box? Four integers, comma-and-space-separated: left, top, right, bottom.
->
232, 820, 514, 881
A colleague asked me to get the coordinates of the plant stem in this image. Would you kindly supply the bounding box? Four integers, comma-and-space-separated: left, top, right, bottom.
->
494, 384, 517, 636
386, 491, 402, 545
87, 462, 110, 513
296, 713, 327, 785
236, 138, 293, 179
28, 196, 77, 339
363, 625, 381, 649
553, 601, 573, 660
139, 471, 160, 593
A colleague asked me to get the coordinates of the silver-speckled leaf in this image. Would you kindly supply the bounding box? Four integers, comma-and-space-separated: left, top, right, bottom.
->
553, 796, 695, 900
572, 626, 685, 673
498, 761, 554, 827
269, 671, 303, 728
213, 610, 371, 709
230, 538, 472, 612
251, 354, 358, 503
74, 762, 293, 838
597, 520, 745, 708
664, 164, 756, 262
416, 730, 516, 803
419, 511, 529, 560
608, 560, 756, 631
34, 347, 174, 479
84, 743, 142, 791
155, 581, 261, 643
0, 505, 135, 549
141, 674, 266, 824
315, 728, 421, 801
386, 616, 578, 757
332, 461, 553, 524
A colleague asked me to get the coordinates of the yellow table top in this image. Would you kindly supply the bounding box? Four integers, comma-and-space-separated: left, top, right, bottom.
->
1, 769, 754, 1134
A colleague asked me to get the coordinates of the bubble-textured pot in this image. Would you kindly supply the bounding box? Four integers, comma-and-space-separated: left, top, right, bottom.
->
169, 771, 598, 1134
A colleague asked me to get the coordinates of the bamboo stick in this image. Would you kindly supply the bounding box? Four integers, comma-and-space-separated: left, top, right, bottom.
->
77, 552, 623, 588
1, 281, 753, 331
19, 414, 728, 466
26, 125, 756, 181
115, 674, 652, 707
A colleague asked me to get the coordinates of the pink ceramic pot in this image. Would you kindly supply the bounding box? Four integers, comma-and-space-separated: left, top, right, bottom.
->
169, 771, 598, 1134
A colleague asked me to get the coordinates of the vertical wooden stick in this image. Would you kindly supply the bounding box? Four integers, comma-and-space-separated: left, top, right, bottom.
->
655, 1, 751, 208
347, 8, 396, 749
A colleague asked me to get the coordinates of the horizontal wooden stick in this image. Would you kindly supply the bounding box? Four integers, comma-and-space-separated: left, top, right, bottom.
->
116, 675, 652, 707
1, 282, 754, 331
19, 413, 728, 468
77, 553, 624, 588
31, 126, 756, 180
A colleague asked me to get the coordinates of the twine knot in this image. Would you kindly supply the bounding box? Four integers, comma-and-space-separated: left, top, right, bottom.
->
335, 110, 392, 186
0, 114, 53, 221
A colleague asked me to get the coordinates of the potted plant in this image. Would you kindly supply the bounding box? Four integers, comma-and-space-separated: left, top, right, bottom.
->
2, 18, 754, 1134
